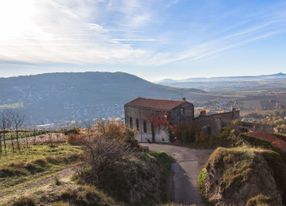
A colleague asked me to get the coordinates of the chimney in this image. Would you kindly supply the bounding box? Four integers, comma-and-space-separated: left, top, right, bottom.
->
182, 97, 186, 101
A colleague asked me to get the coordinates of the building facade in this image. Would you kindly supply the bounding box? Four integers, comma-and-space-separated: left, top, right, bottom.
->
124, 97, 240, 143
124, 97, 194, 142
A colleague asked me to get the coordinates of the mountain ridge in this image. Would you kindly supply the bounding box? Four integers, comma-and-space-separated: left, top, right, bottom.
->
0, 71, 205, 125
159, 72, 286, 83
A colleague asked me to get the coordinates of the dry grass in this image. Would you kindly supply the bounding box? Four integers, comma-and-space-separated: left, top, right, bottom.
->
204, 147, 286, 205
59, 185, 118, 206
0, 144, 81, 168
12, 196, 36, 206
0, 144, 82, 188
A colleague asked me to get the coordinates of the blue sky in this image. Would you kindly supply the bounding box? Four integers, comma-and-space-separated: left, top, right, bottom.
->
0, 0, 286, 81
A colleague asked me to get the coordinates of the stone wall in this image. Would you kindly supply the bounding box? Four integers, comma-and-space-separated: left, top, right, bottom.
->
124, 101, 239, 143
124, 101, 194, 143
124, 105, 169, 142
168, 102, 194, 124
195, 109, 240, 139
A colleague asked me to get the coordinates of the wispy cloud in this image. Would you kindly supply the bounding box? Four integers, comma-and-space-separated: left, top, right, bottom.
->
149, 3, 286, 65
0, 0, 286, 71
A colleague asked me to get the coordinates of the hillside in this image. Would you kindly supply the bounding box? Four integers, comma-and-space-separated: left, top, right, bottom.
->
0, 72, 205, 125
159, 73, 286, 92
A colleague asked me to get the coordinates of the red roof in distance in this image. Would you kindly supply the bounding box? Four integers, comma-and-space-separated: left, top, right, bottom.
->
247, 132, 286, 153
125, 97, 191, 111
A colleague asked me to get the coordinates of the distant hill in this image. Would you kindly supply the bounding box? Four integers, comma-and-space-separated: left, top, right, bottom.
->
0, 72, 205, 125
159, 73, 286, 92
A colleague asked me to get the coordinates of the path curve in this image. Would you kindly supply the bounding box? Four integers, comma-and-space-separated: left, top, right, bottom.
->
142, 143, 212, 206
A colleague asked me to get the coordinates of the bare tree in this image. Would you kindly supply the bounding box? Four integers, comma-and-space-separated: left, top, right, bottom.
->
10, 110, 25, 151
0, 111, 12, 153
79, 137, 135, 184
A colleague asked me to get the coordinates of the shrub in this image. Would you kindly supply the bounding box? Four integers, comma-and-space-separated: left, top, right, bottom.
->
12, 197, 36, 206
246, 194, 276, 206
77, 138, 163, 205
198, 168, 207, 194
67, 134, 85, 145
63, 128, 80, 136
150, 152, 174, 175
259, 150, 286, 204
94, 120, 138, 146
55, 176, 62, 185
78, 137, 135, 185
204, 147, 284, 206
150, 152, 174, 202
60, 185, 116, 206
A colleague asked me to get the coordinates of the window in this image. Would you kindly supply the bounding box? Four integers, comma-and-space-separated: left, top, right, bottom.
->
129, 117, 133, 129
180, 107, 185, 114
136, 119, 139, 130
143, 120, 147, 133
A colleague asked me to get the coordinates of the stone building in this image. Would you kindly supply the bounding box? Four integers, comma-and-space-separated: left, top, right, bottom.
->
195, 109, 240, 141
124, 97, 240, 143
124, 97, 194, 142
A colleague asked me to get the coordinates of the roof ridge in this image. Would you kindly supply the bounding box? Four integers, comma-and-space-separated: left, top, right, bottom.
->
125, 97, 191, 111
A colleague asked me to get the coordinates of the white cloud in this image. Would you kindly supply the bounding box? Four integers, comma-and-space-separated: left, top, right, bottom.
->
0, 0, 150, 65
0, 0, 286, 69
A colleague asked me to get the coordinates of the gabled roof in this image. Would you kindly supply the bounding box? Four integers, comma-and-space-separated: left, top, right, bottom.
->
125, 97, 191, 111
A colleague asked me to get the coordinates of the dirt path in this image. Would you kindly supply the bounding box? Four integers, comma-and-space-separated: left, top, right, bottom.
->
142, 144, 213, 206
0, 163, 79, 205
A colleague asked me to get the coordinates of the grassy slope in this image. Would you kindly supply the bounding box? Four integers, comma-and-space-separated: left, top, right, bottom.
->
0, 144, 80, 167
11, 151, 174, 206
0, 144, 82, 188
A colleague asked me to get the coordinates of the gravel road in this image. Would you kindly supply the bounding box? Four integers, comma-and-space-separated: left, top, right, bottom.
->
142, 143, 212, 206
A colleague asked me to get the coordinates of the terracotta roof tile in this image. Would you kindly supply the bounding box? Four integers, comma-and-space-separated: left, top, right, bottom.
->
247, 132, 286, 152
125, 97, 190, 111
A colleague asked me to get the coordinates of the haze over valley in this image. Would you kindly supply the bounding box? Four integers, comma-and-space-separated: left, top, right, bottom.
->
0, 71, 285, 126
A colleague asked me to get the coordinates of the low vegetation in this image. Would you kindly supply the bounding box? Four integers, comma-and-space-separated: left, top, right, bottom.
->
74, 121, 173, 206
0, 144, 81, 188
7, 121, 173, 206
12, 197, 36, 206
199, 147, 286, 206
59, 185, 118, 206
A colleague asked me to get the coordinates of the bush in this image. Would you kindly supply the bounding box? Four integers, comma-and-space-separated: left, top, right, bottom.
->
60, 185, 116, 206
94, 120, 138, 146
150, 152, 174, 202
259, 150, 286, 204
246, 194, 276, 206
63, 128, 80, 136
150, 152, 173, 175
204, 147, 284, 206
77, 138, 163, 205
67, 134, 85, 145
198, 168, 207, 194
12, 197, 36, 206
